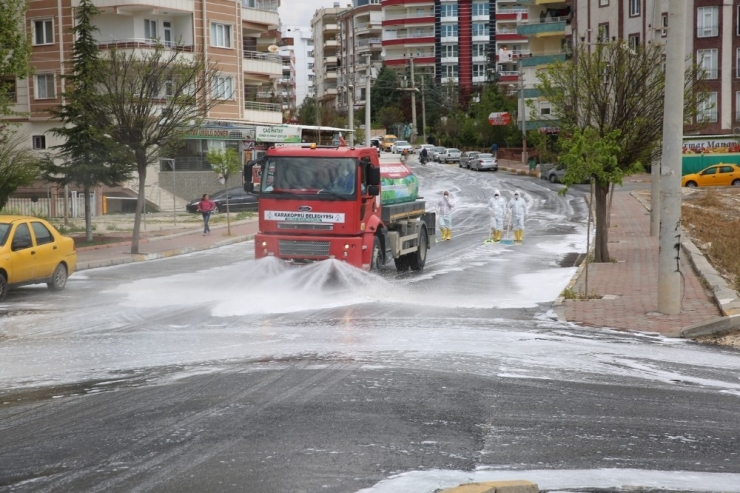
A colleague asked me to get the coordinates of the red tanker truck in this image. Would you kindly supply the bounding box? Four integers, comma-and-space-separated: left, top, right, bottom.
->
243, 144, 435, 271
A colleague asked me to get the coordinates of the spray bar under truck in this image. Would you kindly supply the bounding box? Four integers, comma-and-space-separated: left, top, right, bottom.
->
243, 144, 435, 271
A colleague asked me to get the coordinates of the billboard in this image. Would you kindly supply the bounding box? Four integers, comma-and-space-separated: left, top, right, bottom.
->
488, 112, 512, 126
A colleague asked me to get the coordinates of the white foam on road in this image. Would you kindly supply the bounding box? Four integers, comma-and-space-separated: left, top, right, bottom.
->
356, 468, 740, 493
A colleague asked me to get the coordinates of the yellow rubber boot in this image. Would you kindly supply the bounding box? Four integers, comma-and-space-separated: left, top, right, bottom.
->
447, 229, 452, 240
495, 230, 502, 242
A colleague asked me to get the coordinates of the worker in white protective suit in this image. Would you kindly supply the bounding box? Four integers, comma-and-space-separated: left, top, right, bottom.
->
437, 190, 456, 240
486, 190, 507, 242
507, 190, 527, 243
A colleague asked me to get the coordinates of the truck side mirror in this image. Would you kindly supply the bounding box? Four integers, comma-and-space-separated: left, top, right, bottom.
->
367, 185, 380, 196
367, 166, 381, 186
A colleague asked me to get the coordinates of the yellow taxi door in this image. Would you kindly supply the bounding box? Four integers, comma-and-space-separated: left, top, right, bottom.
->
30, 221, 57, 278
7, 223, 37, 283
699, 167, 718, 186
718, 165, 735, 186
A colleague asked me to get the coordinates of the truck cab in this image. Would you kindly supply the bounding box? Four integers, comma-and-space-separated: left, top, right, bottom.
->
244, 145, 434, 271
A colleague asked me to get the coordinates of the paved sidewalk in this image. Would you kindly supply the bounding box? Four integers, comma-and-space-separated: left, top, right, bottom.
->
76, 218, 259, 271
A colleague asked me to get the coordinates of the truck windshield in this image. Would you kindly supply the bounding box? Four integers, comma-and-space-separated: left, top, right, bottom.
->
260, 157, 358, 197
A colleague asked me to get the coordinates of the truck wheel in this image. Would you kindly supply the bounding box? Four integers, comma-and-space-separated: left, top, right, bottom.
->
549, 174, 558, 183
370, 236, 383, 271
408, 227, 428, 271
394, 255, 410, 272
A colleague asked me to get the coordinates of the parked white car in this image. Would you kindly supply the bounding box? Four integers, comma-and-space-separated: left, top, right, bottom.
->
431, 147, 447, 162
439, 148, 461, 163
417, 144, 435, 153
391, 140, 413, 154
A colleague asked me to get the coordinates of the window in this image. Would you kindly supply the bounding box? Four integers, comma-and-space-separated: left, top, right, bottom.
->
697, 49, 718, 79
473, 44, 487, 57
163, 21, 173, 47
441, 24, 458, 38
33, 19, 54, 45
628, 34, 640, 51
442, 65, 459, 78
31, 222, 53, 246
472, 64, 486, 78
307, 62, 314, 69
35, 74, 55, 99
441, 44, 458, 58
307, 50, 314, 57
629, 0, 640, 17
12, 224, 32, 251
211, 23, 232, 48
472, 2, 489, 16
212, 76, 233, 99
540, 103, 551, 115
440, 4, 458, 17
698, 92, 717, 123
599, 0, 608, 6
163, 79, 174, 97
472, 23, 489, 37
32, 135, 46, 149
144, 19, 157, 40
598, 23, 609, 42
697, 6, 718, 38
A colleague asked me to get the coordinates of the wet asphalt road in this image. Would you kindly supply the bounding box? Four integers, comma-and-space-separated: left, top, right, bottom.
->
1, 159, 740, 493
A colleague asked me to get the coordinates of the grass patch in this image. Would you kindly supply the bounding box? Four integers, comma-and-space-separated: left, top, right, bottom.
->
562, 288, 577, 300
682, 203, 740, 289
561, 287, 603, 300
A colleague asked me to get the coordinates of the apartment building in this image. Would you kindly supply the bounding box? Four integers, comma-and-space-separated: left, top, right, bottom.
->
337, 0, 384, 114
312, 3, 348, 110
280, 25, 315, 108
9, 0, 283, 152
6, 0, 284, 214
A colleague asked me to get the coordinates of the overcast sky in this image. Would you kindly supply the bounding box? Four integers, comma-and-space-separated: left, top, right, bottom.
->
279, 0, 341, 28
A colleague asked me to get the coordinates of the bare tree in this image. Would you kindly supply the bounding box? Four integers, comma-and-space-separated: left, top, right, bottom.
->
537, 40, 706, 262
94, 45, 222, 253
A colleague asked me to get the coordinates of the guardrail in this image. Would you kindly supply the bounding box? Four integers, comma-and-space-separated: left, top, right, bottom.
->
245, 101, 281, 112
241, 0, 278, 12
243, 50, 281, 63
96, 39, 194, 52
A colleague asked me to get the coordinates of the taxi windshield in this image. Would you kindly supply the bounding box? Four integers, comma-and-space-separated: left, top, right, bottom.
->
260, 157, 358, 197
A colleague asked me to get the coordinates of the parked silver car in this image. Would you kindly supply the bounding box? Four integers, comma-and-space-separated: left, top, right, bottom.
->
460, 151, 480, 169
439, 148, 461, 163
470, 153, 498, 171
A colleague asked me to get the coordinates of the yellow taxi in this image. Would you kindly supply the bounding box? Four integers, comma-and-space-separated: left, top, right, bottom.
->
0, 215, 77, 301
682, 164, 740, 188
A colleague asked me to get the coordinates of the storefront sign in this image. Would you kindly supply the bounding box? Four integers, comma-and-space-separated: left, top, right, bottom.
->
256, 125, 302, 143
488, 112, 512, 126
184, 127, 255, 140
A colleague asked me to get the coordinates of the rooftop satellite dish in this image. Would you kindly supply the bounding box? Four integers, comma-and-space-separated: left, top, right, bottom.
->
268, 45, 279, 53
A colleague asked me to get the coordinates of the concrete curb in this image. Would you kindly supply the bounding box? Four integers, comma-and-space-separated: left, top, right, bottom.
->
76, 234, 256, 272
681, 315, 740, 338
440, 480, 538, 493
499, 165, 540, 178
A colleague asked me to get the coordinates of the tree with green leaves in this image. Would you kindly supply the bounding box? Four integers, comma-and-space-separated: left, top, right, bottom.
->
0, 0, 32, 122
0, 133, 40, 210
370, 67, 399, 123
42, 0, 133, 241
93, 46, 222, 254
206, 147, 241, 236
377, 106, 404, 134
537, 40, 707, 262
297, 97, 319, 126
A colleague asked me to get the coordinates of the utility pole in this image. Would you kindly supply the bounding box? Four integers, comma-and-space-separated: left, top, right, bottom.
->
409, 58, 417, 145
420, 74, 427, 145
365, 54, 372, 147
518, 63, 527, 164
657, 0, 686, 315
348, 82, 354, 146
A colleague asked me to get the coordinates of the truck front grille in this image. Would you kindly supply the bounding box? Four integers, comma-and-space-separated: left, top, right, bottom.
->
277, 222, 334, 231
278, 240, 331, 257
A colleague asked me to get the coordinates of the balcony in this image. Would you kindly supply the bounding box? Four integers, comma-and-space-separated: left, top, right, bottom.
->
325, 71, 338, 80
324, 56, 337, 64
242, 0, 279, 29
324, 39, 339, 48
96, 38, 194, 53
243, 51, 282, 78
244, 101, 282, 124
517, 17, 567, 37
323, 23, 339, 33
519, 52, 566, 67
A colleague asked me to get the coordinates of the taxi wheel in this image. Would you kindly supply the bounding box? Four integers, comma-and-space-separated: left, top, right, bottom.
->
0, 273, 7, 301
47, 264, 68, 292
733, 179, 740, 187
685, 181, 698, 188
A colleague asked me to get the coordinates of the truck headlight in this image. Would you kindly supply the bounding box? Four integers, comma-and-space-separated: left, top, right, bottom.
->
262, 241, 267, 247
344, 244, 349, 249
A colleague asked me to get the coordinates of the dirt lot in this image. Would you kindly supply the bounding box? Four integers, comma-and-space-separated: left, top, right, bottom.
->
635, 187, 740, 349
